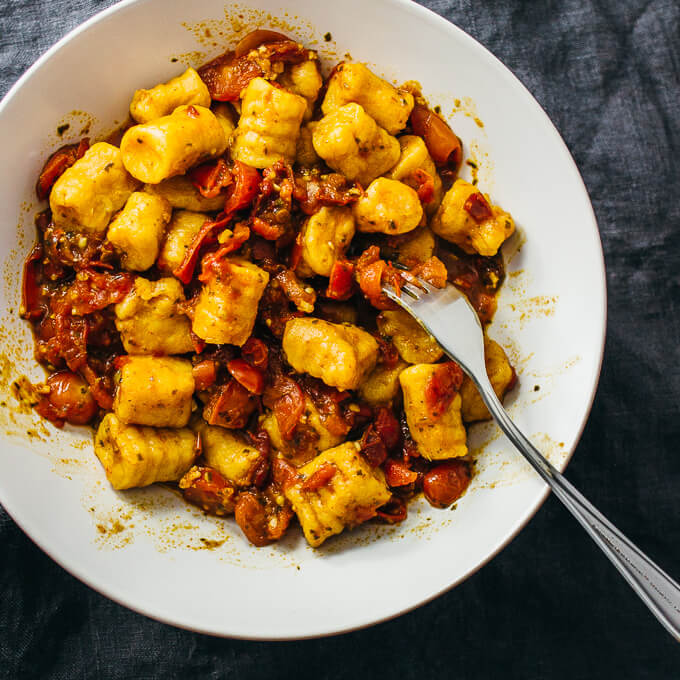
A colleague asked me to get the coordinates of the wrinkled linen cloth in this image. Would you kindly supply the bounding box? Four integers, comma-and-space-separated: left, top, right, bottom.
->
1, 0, 679, 677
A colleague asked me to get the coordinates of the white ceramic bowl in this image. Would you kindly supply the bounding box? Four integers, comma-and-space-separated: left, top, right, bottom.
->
0, 0, 606, 639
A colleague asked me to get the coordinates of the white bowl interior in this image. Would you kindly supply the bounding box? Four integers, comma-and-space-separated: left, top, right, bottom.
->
0, 0, 605, 638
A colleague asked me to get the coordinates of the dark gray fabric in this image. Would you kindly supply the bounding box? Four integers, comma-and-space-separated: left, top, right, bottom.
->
1, 0, 680, 677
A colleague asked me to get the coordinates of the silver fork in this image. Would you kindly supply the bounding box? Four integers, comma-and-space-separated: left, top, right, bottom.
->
383, 276, 680, 640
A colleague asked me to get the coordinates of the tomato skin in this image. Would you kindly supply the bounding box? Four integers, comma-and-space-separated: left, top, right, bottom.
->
384, 459, 418, 487
35, 371, 98, 427
192, 360, 217, 391
274, 380, 305, 440
52, 269, 134, 317
224, 161, 261, 214
423, 460, 471, 508
36, 138, 89, 201
234, 29, 292, 57
203, 379, 259, 429
359, 425, 388, 467
189, 158, 232, 198
424, 362, 464, 420
226, 358, 265, 395
198, 51, 263, 101
376, 496, 407, 524
234, 488, 293, 546
463, 192, 493, 223
410, 103, 462, 168
241, 337, 269, 370
411, 168, 435, 203
300, 462, 336, 492
271, 457, 300, 490
373, 407, 401, 451
180, 466, 237, 516
325, 260, 355, 300
21, 245, 45, 321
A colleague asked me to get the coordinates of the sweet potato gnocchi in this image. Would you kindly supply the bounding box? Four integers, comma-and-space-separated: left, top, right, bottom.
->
22, 28, 518, 548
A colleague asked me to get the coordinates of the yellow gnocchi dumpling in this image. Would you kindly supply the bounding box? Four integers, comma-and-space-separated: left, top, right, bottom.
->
49, 142, 139, 234
279, 60, 323, 121
295, 122, 321, 167
121, 105, 228, 184
389, 226, 436, 266
300, 206, 355, 277
431, 179, 515, 256
283, 441, 392, 547
386, 135, 443, 214
312, 103, 400, 187
377, 309, 443, 363
353, 177, 423, 234
358, 359, 409, 406
129, 67, 211, 124
114, 277, 193, 355
106, 191, 172, 271
399, 364, 468, 460
460, 337, 516, 422
94, 413, 198, 490
144, 175, 226, 212
191, 421, 262, 487
322, 62, 414, 135
157, 210, 206, 275
232, 77, 307, 168
113, 356, 195, 428
192, 258, 269, 346
261, 396, 344, 466
211, 102, 237, 144
282, 318, 379, 391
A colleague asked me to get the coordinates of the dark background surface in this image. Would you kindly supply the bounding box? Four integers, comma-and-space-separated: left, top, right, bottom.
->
1, 0, 679, 677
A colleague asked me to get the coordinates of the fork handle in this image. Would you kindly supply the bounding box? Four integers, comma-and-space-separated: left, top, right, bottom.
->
477, 377, 680, 641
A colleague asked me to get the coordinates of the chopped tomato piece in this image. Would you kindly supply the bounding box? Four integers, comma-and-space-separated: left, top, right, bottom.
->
203, 379, 259, 429
411, 168, 435, 203
241, 337, 269, 370
293, 170, 362, 215
359, 425, 387, 467
35, 370, 98, 427
185, 221, 249, 286
264, 373, 305, 440
227, 358, 265, 394
198, 51, 263, 101
52, 269, 134, 317
234, 488, 293, 546
325, 259, 355, 300
376, 337, 399, 368
463, 192, 493, 223
373, 407, 401, 450
250, 216, 286, 240
189, 158, 233, 198
274, 269, 316, 312
357, 259, 385, 301
423, 460, 471, 508
36, 138, 89, 201
424, 362, 464, 419
384, 459, 418, 487
224, 161, 261, 214
301, 462, 337, 492
192, 360, 217, 391
271, 457, 300, 490
376, 496, 407, 524
180, 465, 237, 516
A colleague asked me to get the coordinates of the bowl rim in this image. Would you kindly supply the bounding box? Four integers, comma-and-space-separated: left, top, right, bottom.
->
0, 0, 607, 639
